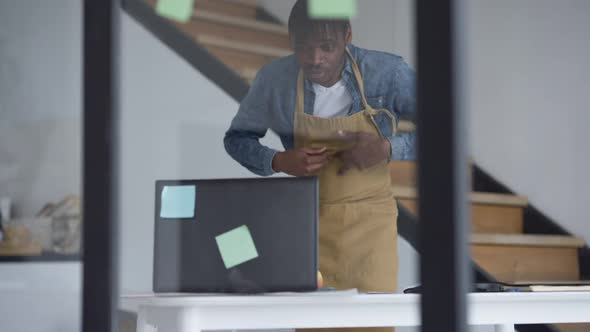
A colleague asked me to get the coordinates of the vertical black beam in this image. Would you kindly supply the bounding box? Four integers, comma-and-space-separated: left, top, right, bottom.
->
416, 0, 470, 332
83, 1, 119, 332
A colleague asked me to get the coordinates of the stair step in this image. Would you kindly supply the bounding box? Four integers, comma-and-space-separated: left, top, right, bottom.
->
239, 68, 257, 84
194, 10, 288, 35
178, 10, 290, 50
146, 0, 258, 20
397, 121, 415, 132
194, 0, 258, 19
206, 46, 270, 74
398, 198, 524, 234
389, 161, 416, 187
195, 35, 286, 72
197, 35, 290, 57
553, 323, 590, 332
392, 186, 528, 207
389, 159, 469, 188
394, 186, 527, 234
240, 67, 258, 78
471, 234, 581, 283
471, 234, 585, 248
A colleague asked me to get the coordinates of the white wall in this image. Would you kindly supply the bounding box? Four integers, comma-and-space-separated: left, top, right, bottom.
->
0, 1, 82, 331
0, 0, 82, 218
465, 0, 590, 243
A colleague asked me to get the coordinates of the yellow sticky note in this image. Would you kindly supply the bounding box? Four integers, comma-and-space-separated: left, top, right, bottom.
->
309, 0, 357, 19
215, 225, 259, 269
156, 0, 195, 23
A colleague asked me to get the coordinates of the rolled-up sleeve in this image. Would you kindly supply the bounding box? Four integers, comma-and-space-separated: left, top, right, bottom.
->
391, 59, 416, 160
224, 68, 278, 176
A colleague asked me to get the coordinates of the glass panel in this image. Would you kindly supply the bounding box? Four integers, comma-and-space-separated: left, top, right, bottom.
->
467, 0, 590, 330
118, 0, 418, 331
0, 1, 82, 331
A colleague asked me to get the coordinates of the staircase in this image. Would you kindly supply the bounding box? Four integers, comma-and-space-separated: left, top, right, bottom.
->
134, 1, 589, 331
390, 161, 589, 332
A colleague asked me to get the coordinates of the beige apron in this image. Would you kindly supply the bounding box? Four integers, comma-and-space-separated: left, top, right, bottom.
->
296, 48, 399, 332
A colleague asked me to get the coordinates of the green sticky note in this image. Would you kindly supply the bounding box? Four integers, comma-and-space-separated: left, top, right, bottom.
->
309, 0, 357, 19
160, 185, 196, 219
156, 0, 195, 23
215, 225, 259, 269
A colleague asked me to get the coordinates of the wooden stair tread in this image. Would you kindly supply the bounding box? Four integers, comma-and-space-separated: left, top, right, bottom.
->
193, 10, 288, 35
389, 160, 417, 187
393, 186, 528, 207
397, 120, 415, 132
194, 0, 257, 19
553, 323, 590, 332
196, 0, 258, 7
194, 0, 258, 7
470, 192, 527, 207
512, 280, 590, 285
147, 0, 258, 19
240, 68, 258, 79
471, 233, 585, 248
397, 198, 525, 234
224, 0, 257, 7
196, 34, 290, 58
472, 245, 580, 282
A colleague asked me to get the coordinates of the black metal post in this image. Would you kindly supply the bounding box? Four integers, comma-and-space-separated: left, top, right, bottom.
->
416, 0, 470, 332
82, 1, 119, 332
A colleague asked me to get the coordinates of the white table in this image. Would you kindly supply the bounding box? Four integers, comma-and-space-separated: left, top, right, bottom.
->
120, 292, 590, 332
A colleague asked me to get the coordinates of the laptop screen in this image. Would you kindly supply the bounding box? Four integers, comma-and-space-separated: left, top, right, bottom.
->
153, 177, 318, 293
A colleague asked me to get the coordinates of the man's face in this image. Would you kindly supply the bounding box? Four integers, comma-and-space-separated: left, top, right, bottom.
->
292, 25, 352, 87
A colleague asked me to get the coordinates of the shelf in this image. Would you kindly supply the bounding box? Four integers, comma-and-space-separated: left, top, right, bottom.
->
0, 253, 81, 263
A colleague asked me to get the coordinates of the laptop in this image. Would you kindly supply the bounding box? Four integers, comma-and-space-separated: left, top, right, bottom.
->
153, 177, 319, 293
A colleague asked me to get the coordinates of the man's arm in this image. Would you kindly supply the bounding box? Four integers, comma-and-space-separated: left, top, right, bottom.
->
224, 69, 278, 176
332, 57, 416, 174
224, 67, 329, 177
390, 59, 416, 160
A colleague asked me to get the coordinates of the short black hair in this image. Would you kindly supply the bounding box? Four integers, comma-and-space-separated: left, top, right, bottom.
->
288, 0, 350, 44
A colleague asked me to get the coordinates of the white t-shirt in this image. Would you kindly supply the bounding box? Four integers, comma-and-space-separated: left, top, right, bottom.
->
312, 79, 353, 118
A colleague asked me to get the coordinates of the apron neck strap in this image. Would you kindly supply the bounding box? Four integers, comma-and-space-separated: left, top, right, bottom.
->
296, 47, 372, 115
296, 70, 305, 115
344, 47, 371, 111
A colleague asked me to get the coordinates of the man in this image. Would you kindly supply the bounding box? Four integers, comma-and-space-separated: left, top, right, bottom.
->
225, 1, 415, 330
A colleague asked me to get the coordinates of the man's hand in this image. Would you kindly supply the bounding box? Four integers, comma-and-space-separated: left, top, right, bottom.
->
272, 147, 329, 176
335, 131, 391, 175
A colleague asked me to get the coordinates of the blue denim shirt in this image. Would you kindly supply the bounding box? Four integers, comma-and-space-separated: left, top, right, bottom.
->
224, 44, 416, 176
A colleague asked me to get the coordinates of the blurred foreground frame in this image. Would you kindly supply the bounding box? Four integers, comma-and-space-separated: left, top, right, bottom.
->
82, 1, 120, 332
